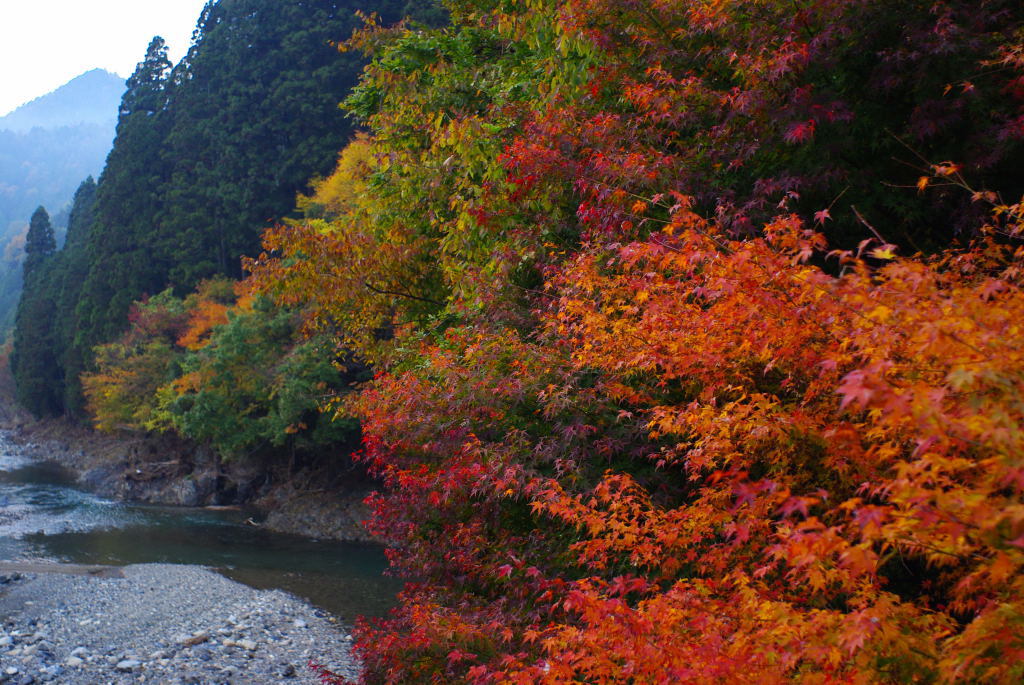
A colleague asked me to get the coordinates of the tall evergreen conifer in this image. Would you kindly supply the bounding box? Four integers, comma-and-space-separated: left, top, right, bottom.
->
73, 37, 173, 355
22, 207, 56, 275
11, 207, 60, 416
55, 179, 98, 416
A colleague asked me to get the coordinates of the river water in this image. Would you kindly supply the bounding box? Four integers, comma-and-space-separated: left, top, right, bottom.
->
0, 451, 402, 621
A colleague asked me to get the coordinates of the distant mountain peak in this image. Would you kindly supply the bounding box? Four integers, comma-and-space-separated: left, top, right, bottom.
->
0, 70, 125, 133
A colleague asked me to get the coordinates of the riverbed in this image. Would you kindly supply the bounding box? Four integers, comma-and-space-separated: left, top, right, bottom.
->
0, 449, 402, 621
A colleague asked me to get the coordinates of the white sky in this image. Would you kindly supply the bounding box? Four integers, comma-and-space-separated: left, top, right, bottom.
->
0, 0, 211, 116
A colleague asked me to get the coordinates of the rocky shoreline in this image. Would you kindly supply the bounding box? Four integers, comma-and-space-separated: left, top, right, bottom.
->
0, 564, 359, 684
0, 410, 383, 682
1, 418, 374, 543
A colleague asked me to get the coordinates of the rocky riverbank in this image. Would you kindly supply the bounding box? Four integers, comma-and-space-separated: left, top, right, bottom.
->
0, 564, 358, 684
1, 417, 374, 543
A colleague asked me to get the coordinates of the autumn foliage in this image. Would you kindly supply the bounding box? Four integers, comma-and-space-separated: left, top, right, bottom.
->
100, 0, 1024, 682
80, 278, 358, 462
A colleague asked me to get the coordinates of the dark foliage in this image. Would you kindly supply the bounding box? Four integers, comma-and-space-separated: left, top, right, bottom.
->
11, 207, 59, 416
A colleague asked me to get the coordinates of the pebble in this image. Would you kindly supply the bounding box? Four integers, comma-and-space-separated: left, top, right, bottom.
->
114, 659, 140, 671
0, 564, 359, 684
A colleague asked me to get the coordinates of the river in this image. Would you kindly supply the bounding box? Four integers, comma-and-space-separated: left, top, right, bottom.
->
0, 450, 402, 621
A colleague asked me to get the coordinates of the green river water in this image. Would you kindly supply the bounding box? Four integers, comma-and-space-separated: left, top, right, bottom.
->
0, 451, 402, 621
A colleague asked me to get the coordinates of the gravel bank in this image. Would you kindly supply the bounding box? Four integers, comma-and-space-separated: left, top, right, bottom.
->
0, 564, 358, 684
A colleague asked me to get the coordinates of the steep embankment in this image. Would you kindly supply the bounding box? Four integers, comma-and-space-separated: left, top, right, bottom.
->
6, 419, 373, 543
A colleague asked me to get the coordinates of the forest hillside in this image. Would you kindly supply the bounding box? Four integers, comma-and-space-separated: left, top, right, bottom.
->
0, 69, 123, 332
10, 0, 1024, 682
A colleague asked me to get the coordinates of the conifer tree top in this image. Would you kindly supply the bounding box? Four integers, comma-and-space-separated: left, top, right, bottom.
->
25, 206, 55, 258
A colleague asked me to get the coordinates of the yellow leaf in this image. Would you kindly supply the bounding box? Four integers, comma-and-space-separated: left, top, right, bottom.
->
867, 305, 893, 322
989, 552, 1016, 584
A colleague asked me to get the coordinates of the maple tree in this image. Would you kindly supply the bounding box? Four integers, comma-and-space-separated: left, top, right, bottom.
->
81, 0, 1024, 681
248, 1, 1024, 683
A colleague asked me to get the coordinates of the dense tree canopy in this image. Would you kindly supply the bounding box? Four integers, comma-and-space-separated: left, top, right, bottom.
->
79, 278, 365, 476
250, 0, 1024, 682
14, 0, 430, 417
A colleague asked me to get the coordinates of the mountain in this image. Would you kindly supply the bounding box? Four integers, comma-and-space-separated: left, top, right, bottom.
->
0, 69, 124, 132
0, 70, 123, 335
